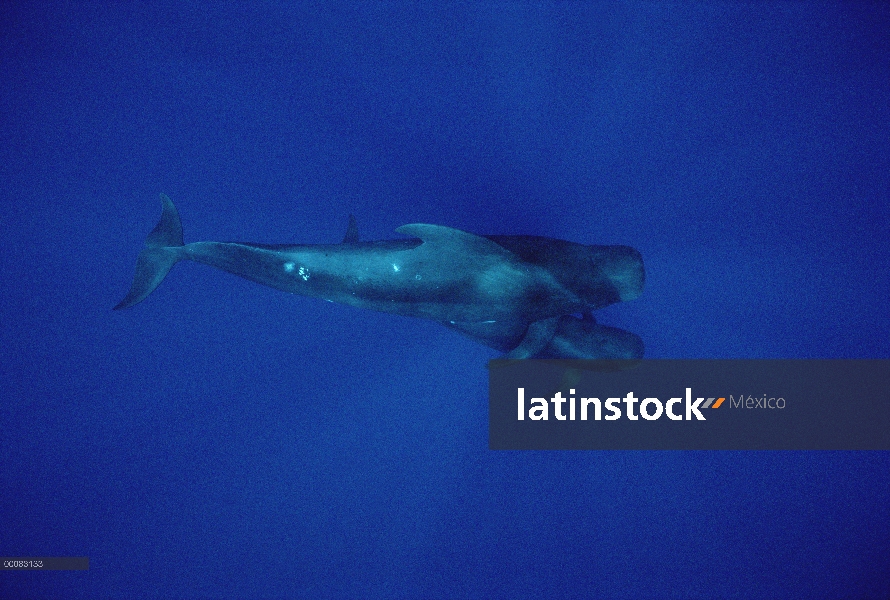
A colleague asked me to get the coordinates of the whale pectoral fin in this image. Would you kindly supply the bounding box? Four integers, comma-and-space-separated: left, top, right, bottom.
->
441, 318, 530, 353
342, 214, 359, 243
502, 317, 560, 360
395, 224, 515, 259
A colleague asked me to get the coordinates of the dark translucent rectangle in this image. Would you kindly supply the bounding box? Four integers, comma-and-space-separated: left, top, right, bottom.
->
489, 360, 890, 450
1, 557, 89, 570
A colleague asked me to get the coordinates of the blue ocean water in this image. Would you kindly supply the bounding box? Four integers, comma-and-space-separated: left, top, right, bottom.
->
1, 3, 888, 598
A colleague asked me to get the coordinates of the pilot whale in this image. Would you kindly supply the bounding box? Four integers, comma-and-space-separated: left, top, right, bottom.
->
116, 195, 644, 359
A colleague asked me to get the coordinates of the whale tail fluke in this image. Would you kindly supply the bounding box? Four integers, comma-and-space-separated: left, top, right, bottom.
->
114, 194, 184, 310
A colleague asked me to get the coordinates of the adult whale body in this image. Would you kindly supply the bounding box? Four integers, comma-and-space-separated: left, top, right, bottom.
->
116, 195, 644, 359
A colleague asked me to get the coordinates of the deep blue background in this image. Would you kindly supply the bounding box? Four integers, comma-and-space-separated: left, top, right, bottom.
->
2, 3, 888, 598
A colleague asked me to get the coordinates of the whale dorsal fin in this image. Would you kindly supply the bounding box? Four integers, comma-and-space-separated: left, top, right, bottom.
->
395, 224, 514, 259
342, 214, 359, 243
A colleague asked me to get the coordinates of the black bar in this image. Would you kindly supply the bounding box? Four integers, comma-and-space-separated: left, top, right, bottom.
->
1, 558, 89, 571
